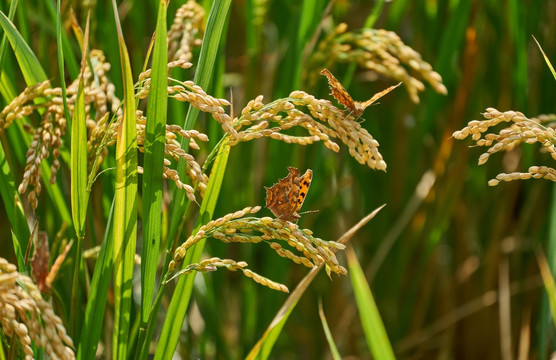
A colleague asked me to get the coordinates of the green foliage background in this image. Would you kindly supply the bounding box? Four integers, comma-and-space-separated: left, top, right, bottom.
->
1, 0, 555, 358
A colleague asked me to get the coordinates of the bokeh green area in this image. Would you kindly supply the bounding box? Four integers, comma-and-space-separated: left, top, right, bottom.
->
1, 0, 555, 358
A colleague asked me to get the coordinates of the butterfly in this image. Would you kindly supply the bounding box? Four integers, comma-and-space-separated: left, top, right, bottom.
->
264, 167, 313, 222
320, 68, 401, 117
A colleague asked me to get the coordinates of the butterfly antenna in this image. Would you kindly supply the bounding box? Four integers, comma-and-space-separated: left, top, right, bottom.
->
344, 110, 365, 123
298, 209, 320, 216
344, 109, 354, 119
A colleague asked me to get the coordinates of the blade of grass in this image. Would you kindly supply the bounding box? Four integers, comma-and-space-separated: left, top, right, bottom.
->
539, 185, 556, 358
138, 41, 231, 360
532, 35, 556, 81
532, 34, 556, 359
111, 0, 138, 358
153, 143, 231, 360
318, 298, 342, 360
165, 0, 231, 247
346, 245, 395, 360
56, 0, 73, 144
246, 206, 385, 360
10, 230, 26, 273
0, 142, 30, 267
536, 247, 556, 328
70, 11, 90, 340
247, 266, 320, 360
45, 0, 79, 78
140, 0, 168, 334
77, 199, 115, 360
292, 0, 321, 89
0, 10, 47, 83
0, 0, 18, 77
152, 1, 232, 358
0, 64, 31, 255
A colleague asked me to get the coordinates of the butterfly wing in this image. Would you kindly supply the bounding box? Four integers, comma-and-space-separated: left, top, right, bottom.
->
264, 167, 312, 222
265, 167, 301, 221
294, 169, 312, 213
358, 82, 402, 110
320, 68, 356, 112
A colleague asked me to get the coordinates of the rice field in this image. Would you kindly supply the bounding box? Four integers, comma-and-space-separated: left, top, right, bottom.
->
0, 0, 555, 359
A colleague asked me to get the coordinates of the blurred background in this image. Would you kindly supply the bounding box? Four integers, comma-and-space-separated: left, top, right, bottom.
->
1, 0, 556, 358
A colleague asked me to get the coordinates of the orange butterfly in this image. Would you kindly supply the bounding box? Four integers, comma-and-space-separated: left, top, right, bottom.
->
264, 167, 312, 222
320, 68, 401, 117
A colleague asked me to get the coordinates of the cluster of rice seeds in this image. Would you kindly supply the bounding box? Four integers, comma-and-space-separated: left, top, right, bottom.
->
228, 96, 335, 149
531, 113, 556, 124
290, 91, 387, 170
251, 0, 270, 29
169, 206, 347, 283
167, 0, 205, 62
136, 166, 197, 204
220, 92, 385, 170
0, 50, 120, 210
171, 257, 289, 292
308, 23, 447, 103
454, 108, 556, 186
137, 60, 234, 203
46, 49, 120, 121
489, 166, 556, 186
0, 258, 74, 360
18, 112, 66, 209
167, 80, 231, 124
306, 23, 350, 84
137, 59, 193, 85
134, 111, 208, 199
86, 112, 112, 168
137, 67, 232, 130
0, 80, 51, 130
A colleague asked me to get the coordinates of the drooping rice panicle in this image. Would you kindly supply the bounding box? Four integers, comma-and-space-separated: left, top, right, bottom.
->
454, 108, 556, 186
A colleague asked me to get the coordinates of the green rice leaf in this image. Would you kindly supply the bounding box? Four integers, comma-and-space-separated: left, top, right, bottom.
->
154, 143, 230, 360
0, 142, 30, 268
318, 299, 342, 360
154, 0, 232, 357
0, 10, 47, 84
536, 247, 556, 328
77, 200, 115, 360
71, 14, 89, 240
165, 0, 231, 251
534, 35, 556, 357
246, 267, 319, 360
0, 0, 18, 74
292, 0, 320, 89
532, 36, 556, 81
141, 0, 168, 329
57, 0, 73, 142
111, 0, 138, 358
69, 12, 90, 341
46, 0, 79, 78
538, 186, 556, 358
346, 246, 395, 360
10, 230, 26, 273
